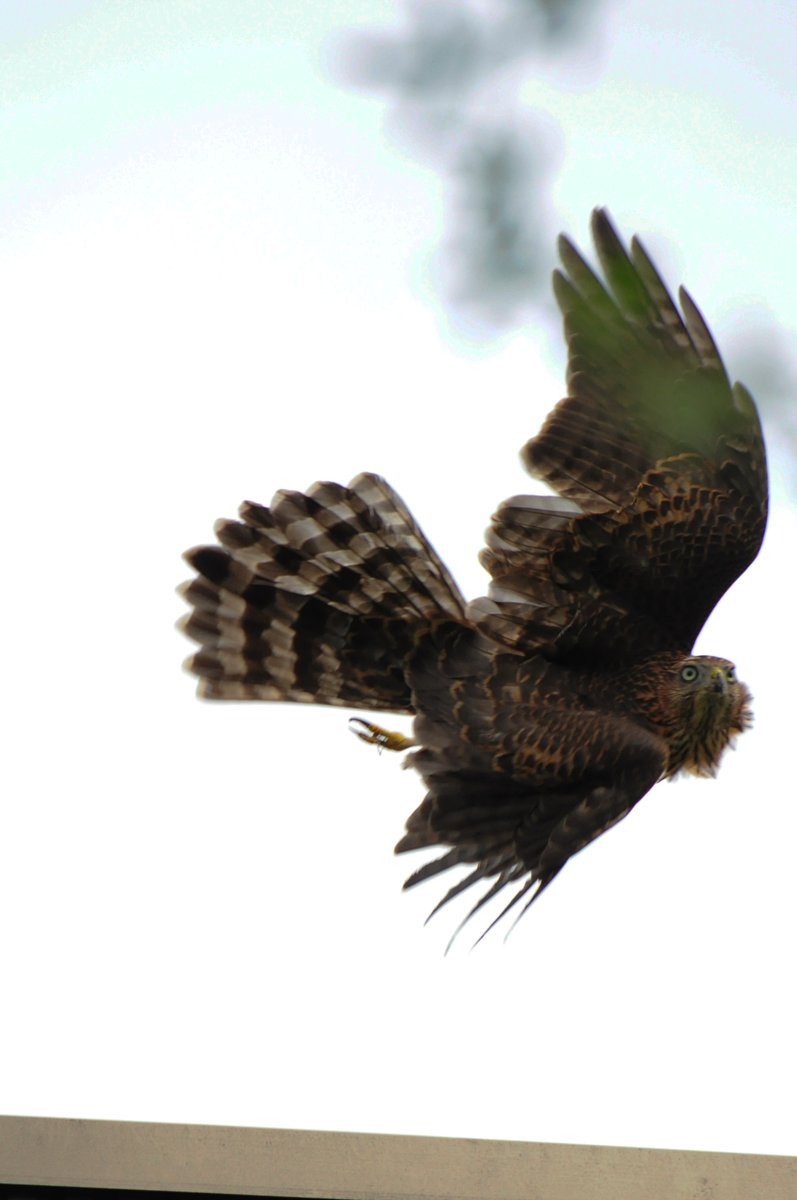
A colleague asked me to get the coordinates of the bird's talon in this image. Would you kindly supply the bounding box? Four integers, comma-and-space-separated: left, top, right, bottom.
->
348, 719, 415, 753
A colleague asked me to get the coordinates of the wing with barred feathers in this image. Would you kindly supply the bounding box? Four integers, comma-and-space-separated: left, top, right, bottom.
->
476, 208, 768, 664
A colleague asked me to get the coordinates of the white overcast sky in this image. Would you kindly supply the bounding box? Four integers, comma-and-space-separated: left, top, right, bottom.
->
2, 0, 796, 1159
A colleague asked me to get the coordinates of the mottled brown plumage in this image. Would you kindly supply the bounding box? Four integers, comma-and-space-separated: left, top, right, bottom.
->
180, 209, 767, 939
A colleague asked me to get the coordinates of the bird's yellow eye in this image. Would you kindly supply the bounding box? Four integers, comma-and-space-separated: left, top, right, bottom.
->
726, 666, 736, 683
680, 664, 699, 683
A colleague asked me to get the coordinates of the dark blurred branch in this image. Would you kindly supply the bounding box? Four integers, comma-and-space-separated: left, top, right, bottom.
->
436, 124, 549, 333
329, 0, 602, 339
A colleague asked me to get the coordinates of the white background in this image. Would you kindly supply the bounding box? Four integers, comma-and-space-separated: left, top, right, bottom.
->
2, 0, 796, 1156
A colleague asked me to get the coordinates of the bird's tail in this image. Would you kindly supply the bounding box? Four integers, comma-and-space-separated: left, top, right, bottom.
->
179, 473, 468, 713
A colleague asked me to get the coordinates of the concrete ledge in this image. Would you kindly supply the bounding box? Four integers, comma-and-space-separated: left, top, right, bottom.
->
1, 1116, 795, 1198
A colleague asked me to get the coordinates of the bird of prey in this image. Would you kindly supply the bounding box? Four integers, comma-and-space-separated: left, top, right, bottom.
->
179, 209, 768, 940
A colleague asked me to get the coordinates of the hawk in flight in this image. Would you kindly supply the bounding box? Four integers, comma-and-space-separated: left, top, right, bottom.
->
180, 210, 768, 940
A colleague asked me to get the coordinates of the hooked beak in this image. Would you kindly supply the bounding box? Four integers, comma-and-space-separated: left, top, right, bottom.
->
710, 668, 727, 695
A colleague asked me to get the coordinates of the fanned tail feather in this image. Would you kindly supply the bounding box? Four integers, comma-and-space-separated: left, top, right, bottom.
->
179, 473, 467, 710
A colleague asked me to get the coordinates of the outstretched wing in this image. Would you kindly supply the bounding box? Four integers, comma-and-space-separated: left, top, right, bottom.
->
476, 208, 768, 663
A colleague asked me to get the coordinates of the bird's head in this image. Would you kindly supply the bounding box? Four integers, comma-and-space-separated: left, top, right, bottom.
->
670, 655, 753, 777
